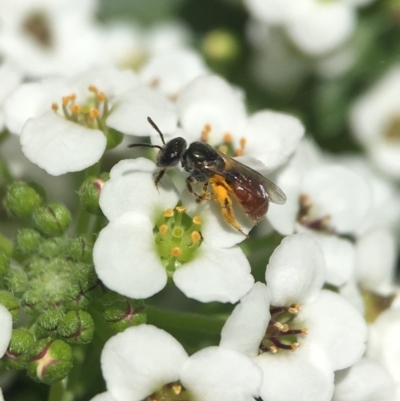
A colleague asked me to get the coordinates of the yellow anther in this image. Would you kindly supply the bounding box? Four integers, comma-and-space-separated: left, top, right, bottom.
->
176, 206, 186, 214
71, 104, 81, 114
223, 132, 233, 143
89, 108, 100, 119
239, 137, 246, 149
62, 96, 72, 106
299, 194, 312, 208
191, 231, 201, 245
164, 208, 174, 218
282, 324, 289, 332
274, 322, 284, 331
235, 148, 244, 157
288, 307, 298, 315
172, 385, 182, 395
170, 247, 182, 257
149, 78, 160, 88
97, 92, 106, 102
201, 124, 211, 142
269, 346, 277, 353
51, 102, 59, 111
291, 342, 299, 350
88, 85, 98, 93
192, 215, 202, 225
294, 304, 301, 310
159, 224, 168, 236
301, 328, 308, 335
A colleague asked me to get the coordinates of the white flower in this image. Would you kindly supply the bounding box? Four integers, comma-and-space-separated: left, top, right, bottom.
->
0, 305, 12, 358
93, 158, 254, 303
367, 307, 400, 392
0, 0, 104, 78
90, 324, 262, 401
4, 67, 177, 175
333, 358, 396, 401
221, 234, 367, 401
176, 74, 304, 171
355, 228, 397, 295
350, 66, 400, 179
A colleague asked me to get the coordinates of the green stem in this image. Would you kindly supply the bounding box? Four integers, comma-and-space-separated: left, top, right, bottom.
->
92, 214, 107, 234
0, 156, 14, 185
48, 379, 73, 401
74, 208, 92, 236
146, 305, 226, 335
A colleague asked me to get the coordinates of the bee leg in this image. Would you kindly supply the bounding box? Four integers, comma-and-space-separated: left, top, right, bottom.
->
186, 177, 210, 202
153, 169, 166, 190
209, 177, 248, 237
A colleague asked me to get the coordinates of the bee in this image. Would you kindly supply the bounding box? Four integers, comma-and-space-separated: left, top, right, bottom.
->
129, 117, 287, 235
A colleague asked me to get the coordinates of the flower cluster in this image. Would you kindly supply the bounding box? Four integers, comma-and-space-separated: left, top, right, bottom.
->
0, 1, 398, 401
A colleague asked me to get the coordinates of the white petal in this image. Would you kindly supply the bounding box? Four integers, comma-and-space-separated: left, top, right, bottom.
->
301, 165, 371, 234
339, 279, 365, 315
89, 392, 118, 401
302, 290, 367, 371
177, 75, 247, 144
367, 308, 400, 381
220, 282, 270, 357
256, 344, 334, 401
355, 228, 397, 293
333, 358, 396, 401
369, 141, 400, 179
100, 158, 179, 221
102, 325, 188, 401
0, 61, 23, 105
20, 111, 107, 175
266, 234, 326, 306
180, 346, 262, 401
4, 80, 69, 135
106, 85, 178, 137
173, 243, 254, 303
313, 234, 355, 287
266, 167, 300, 235
244, 110, 304, 170
93, 212, 167, 299
287, 3, 355, 56
139, 49, 209, 97
0, 305, 12, 357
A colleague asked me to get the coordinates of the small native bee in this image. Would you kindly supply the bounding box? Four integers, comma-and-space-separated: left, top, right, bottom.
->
129, 117, 287, 235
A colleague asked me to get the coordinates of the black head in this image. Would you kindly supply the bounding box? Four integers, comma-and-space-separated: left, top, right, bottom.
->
128, 117, 187, 168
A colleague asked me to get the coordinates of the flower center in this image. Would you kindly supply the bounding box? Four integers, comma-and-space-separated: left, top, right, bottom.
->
51, 85, 109, 133
201, 124, 246, 157
259, 304, 307, 354
22, 10, 52, 48
384, 115, 400, 142
154, 206, 202, 277
146, 381, 192, 401
297, 194, 333, 233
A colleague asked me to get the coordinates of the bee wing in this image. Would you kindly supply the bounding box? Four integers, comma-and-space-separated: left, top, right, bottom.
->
211, 151, 287, 205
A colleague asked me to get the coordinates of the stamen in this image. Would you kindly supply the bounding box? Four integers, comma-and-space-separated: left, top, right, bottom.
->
274, 322, 284, 331
192, 216, 202, 225
289, 305, 300, 314
62, 95, 72, 106
164, 209, 174, 218
97, 92, 106, 102
239, 137, 246, 148
159, 225, 168, 236
172, 385, 182, 395
201, 124, 211, 142
170, 247, 182, 257
291, 342, 299, 350
223, 133, 233, 143
301, 328, 308, 334
89, 108, 100, 119
88, 85, 98, 93
71, 104, 81, 114
51, 102, 59, 111
269, 346, 277, 353
176, 206, 186, 214
191, 231, 201, 245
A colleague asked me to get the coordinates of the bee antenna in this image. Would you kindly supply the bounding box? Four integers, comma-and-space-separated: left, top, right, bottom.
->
128, 143, 162, 150
147, 116, 166, 145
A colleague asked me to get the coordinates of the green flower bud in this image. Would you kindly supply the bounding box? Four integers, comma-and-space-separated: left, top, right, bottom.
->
4, 329, 35, 370
14, 228, 42, 255
104, 297, 146, 334
32, 203, 72, 236
65, 235, 93, 262
57, 311, 94, 345
78, 173, 109, 215
36, 309, 65, 339
22, 290, 44, 316
3, 181, 45, 219
105, 128, 123, 150
3, 266, 28, 295
0, 290, 20, 321
0, 251, 10, 275
27, 339, 73, 384
38, 237, 65, 259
